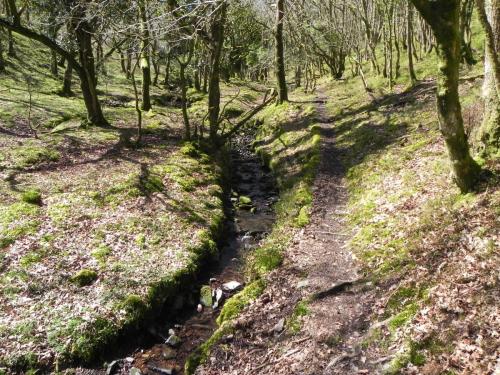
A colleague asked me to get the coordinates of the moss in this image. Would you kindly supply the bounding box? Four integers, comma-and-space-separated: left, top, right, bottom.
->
287, 300, 309, 334
70, 269, 98, 287
180, 142, 201, 158
21, 190, 42, 205
11, 145, 60, 169
19, 252, 43, 268
91, 244, 112, 265
216, 279, 265, 325
295, 205, 310, 227
119, 295, 149, 324
185, 322, 233, 375
0, 202, 41, 248
249, 244, 283, 278
70, 317, 117, 363
238, 195, 253, 209
388, 303, 419, 332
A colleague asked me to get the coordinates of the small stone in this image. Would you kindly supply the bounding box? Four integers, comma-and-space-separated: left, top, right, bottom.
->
168, 328, 176, 336
222, 281, 243, 292
106, 359, 122, 375
200, 285, 213, 307
297, 279, 309, 289
272, 318, 285, 334
129, 368, 142, 375
212, 288, 224, 309
197, 304, 203, 312
147, 365, 175, 375
162, 346, 177, 360
165, 334, 182, 348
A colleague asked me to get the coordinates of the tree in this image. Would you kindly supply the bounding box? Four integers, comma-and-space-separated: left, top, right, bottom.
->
475, 0, 500, 155
139, 0, 152, 111
275, 0, 288, 103
208, 1, 228, 142
0, 1, 108, 126
411, 0, 480, 192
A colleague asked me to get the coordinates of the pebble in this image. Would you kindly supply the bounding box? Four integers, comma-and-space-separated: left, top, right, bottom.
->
272, 318, 285, 334
165, 334, 182, 348
222, 281, 243, 292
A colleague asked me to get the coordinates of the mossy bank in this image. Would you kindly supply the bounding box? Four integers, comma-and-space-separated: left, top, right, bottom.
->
0, 142, 230, 373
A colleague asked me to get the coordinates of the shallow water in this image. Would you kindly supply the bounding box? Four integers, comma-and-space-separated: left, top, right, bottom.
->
86, 131, 277, 375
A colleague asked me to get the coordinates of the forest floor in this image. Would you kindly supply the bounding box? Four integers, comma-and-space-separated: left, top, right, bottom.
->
196, 75, 499, 375
0, 35, 271, 371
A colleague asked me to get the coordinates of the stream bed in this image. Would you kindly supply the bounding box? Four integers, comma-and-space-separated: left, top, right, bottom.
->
84, 131, 277, 375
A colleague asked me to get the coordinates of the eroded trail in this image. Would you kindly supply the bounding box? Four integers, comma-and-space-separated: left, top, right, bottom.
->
197, 93, 376, 375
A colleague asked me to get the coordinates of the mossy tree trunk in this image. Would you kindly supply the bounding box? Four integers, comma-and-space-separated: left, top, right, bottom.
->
407, 2, 418, 84
176, 43, 194, 141
411, 0, 480, 192
72, 13, 108, 126
476, 0, 500, 155
275, 0, 288, 104
0, 36, 5, 73
61, 60, 74, 97
0, 14, 108, 126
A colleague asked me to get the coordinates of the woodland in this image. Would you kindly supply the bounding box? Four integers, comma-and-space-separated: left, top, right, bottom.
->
0, 0, 498, 374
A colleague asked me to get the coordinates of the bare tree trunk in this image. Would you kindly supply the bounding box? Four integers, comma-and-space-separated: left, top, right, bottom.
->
164, 51, 171, 87
208, 2, 228, 143
275, 0, 288, 103
407, 2, 418, 84
177, 46, 194, 141
139, 0, 152, 111
412, 0, 480, 192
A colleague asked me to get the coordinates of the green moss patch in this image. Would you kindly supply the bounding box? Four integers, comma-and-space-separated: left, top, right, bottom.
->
70, 269, 98, 287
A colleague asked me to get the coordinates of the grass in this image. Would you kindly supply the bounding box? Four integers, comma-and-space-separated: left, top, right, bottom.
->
324, 30, 499, 373
0, 34, 244, 372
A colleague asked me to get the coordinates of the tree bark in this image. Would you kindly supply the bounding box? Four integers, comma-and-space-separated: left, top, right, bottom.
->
411, 0, 480, 192
476, 0, 500, 154
208, 2, 228, 143
71, 10, 108, 126
0, 10, 107, 126
139, 0, 152, 111
61, 61, 74, 97
407, 2, 418, 84
275, 0, 288, 103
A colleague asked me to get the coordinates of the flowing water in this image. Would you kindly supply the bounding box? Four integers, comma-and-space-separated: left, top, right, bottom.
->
85, 130, 277, 375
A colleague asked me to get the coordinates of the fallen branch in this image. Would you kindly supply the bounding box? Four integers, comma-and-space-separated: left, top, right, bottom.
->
221, 89, 277, 141
309, 278, 365, 301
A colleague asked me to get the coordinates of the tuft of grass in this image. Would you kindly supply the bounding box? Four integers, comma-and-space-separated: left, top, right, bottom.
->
287, 300, 309, 334
21, 190, 42, 205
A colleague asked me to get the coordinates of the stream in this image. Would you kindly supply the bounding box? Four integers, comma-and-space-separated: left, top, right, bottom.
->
87, 130, 277, 375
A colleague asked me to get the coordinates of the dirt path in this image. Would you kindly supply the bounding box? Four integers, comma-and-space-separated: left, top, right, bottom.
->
197, 93, 377, 375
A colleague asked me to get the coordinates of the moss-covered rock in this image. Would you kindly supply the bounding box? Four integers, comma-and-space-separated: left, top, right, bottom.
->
70, 269, 98, 287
